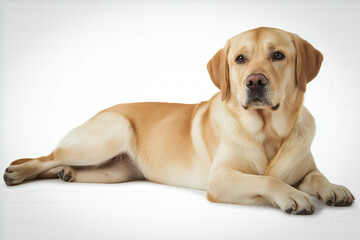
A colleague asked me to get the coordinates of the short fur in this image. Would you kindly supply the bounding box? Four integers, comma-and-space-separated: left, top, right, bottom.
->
3, 27, 354, 214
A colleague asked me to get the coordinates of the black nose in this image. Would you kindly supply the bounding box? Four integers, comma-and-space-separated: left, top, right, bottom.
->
246, 74, 268, 91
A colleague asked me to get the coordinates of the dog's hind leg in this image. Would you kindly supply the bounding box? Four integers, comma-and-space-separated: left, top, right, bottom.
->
57, 153, 143, 183
3, 112, 137, 186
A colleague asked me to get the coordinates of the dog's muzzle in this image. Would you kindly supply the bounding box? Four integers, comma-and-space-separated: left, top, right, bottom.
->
244, 73, 272, 108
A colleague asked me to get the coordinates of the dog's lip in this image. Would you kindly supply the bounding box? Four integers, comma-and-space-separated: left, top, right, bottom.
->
252, 97, 262, 103
271, 103, 280, 111
243, 96, 270, 108
242, 103, 280, 111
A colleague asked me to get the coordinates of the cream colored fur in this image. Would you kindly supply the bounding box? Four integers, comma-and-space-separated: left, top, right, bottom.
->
4, 27, 354, 215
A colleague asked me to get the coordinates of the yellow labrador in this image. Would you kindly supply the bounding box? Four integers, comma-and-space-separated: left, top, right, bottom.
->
3, 27, 354, 214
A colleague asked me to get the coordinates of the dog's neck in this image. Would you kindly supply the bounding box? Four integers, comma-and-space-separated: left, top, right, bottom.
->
225, 90, 304, 145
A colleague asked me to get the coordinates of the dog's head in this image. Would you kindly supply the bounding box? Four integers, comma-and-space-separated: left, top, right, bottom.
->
207, 27, 323, 110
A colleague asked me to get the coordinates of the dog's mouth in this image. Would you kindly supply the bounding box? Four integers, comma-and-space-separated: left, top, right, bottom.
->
243, 87, 279, 111
242, 97, 280, 111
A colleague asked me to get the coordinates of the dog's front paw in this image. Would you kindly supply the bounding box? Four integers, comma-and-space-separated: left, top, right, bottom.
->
316, 184, 354, 206
58, 167, 75, 182
275, 187, 316, 215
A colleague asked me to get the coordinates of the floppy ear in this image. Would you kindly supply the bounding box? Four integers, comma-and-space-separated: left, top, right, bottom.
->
207, 47, 230, 100
293, 35, 323, 92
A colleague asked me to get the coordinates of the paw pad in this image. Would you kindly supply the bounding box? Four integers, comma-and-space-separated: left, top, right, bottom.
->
58, 169, 73, 182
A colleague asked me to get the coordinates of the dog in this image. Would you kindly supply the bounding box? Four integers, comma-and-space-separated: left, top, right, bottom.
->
3, 27, 355, 214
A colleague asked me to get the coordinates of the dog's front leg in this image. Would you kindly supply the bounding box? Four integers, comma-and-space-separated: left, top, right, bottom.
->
263, 112, 355, 207
266, 147, 355, 206
298, 169, 355, 206
207, 144, 315, 215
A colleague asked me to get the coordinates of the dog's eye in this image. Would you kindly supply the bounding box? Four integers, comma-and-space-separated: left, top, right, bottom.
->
272, 51, 285, 61
235, 54, 246, 64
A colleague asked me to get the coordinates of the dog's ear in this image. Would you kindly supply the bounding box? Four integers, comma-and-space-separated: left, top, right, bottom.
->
207, 47, 230, 101
293, 35, 323, 92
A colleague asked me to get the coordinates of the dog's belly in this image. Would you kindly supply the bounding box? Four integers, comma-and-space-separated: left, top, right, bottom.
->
137, 155, 210, 190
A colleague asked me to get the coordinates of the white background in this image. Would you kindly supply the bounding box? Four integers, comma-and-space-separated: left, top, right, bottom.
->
1, 0, 360, 239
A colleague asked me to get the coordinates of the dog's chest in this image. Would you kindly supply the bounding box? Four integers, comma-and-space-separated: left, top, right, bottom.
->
241, 110, 287, 160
